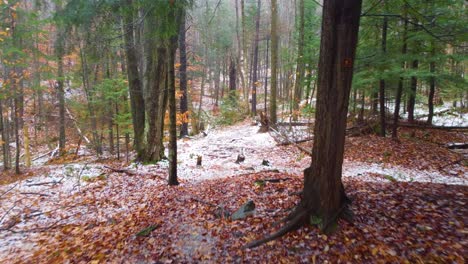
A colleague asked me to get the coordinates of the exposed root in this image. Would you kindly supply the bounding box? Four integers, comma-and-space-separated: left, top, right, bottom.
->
245, 209, 307, 249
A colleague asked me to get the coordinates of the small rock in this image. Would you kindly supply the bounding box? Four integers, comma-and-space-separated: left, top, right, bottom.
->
231, 200, 255, 220
262, 160, 270, 166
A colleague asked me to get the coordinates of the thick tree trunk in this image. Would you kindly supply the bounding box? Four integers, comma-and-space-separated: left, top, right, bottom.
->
270, 0, 279, 125
144, 46, 168, 163
122, 0, 146, 160
379, 14, 388, 137
247, 0, 362, 249
179, 9, 189, 138
302, 0, 362, 231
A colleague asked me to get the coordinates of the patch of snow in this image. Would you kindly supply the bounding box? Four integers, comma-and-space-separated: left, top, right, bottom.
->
343, 160, 468, 185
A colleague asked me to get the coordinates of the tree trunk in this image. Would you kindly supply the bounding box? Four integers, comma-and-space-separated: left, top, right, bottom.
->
248, 0, 362, 248
56, 28, 66, 155
179, 9, 189, 138
251, 0, 261, 116
229, 57, 237, 99
379, 14, 388, 137
293, 0, 305, 121
302, 0, 362, 230
392, 7, 408, 139
264, 37, 270, 113
168, 35, 179, 186
0, 98, 10, 170
122, 0, 146, 160
270, 0, 279, 125
407, 59, 418, 122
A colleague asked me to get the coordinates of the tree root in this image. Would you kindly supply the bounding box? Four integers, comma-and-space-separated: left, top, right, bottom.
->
245, 209, 307, 249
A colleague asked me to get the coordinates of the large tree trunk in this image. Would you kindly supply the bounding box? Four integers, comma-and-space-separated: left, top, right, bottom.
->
270, 0, 279, 125
248, 0, 362, 248
144, 46, 168, 163
379, 14, 388, 137
168, 6, 182, 186
179, 9, 189, 138
302, 0, 362, 231
121, 0, 146, 160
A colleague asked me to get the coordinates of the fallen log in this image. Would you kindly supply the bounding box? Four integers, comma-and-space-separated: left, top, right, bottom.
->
277, 122, 314, 127
104, 165, 135, 175
20, 192, 50, 197
103, 165, 166, 181
270, 127, 312, 156
277, 137, 313, 146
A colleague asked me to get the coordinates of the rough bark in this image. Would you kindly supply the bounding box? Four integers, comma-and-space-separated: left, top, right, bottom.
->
247, 0, 362, 248
122, 0, 146, 160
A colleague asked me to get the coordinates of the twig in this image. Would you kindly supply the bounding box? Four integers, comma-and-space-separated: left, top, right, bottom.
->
0, 182, 20, 199
20, 192, 50, 197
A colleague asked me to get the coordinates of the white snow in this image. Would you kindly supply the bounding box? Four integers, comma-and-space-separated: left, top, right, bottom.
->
343, 160, 468, 186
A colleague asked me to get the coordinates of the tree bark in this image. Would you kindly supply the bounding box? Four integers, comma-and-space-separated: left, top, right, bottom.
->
379, 14, 388, 137
270, 0, 279, 125
0, 98, 10, 170
248, 0, 362, 248
168, 30, 180, 186
251, 0, 261, 116
392, 6, 408, 139
178, 9, 189, 138
293, 0, 306, 121
121, 0, 146, 160
407, 59, 419, 122
302, 0, 362, 231
56, 25, 66, 156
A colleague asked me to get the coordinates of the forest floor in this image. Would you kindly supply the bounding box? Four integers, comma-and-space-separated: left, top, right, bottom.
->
0, 120, 467, 263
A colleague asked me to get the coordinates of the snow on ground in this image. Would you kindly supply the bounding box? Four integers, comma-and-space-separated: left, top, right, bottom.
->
399, 103, 468, 127
343, 160, 468, 186
0, 119, 466, 261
